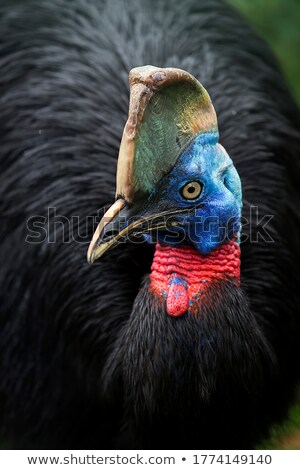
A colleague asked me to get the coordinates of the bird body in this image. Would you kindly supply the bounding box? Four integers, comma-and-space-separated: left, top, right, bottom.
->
0, 0, 299, 450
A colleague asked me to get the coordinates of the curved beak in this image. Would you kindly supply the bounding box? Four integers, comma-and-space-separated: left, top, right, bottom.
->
87, 199, 126, 264
87, 198, 190, 265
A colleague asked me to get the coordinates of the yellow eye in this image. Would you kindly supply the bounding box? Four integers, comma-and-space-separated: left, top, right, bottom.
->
180, 181, 202, 200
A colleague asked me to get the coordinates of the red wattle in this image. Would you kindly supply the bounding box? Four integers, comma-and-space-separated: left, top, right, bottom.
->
166, 279, 189, 317
150, 239, 240, 317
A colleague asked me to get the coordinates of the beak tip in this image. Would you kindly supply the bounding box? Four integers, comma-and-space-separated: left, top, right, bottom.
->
87, 256, 94, 266
87, 243, 109, 265
87, 245, 96, 265
87, 199, 126, 266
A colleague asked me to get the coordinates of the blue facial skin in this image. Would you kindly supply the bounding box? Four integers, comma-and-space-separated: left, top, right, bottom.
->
140, 132, 242, 255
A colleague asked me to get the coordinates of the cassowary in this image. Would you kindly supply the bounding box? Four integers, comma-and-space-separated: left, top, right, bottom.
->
0, 0, 299, 450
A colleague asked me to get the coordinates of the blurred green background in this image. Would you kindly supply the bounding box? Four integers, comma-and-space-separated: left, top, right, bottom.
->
230, 0, 300, 104
231, 0, 300, 449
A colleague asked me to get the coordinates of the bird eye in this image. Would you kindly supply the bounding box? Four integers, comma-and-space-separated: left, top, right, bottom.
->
180, 181, 202, 200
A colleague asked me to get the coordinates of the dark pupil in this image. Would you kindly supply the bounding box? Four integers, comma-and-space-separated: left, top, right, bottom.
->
187, 186, 195, 193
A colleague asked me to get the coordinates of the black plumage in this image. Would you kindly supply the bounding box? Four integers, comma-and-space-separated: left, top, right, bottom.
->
0, 0, 299, 449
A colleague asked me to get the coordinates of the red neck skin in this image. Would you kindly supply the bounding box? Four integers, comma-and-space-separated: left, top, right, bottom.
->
150, 239, 240, 317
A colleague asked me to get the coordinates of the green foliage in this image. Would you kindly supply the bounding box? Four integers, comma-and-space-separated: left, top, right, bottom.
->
230, 0, 300, 103
258, 387, 300, 450
230, 1, 300, 448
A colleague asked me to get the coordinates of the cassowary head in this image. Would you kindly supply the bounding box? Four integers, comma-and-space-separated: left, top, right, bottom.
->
88, 66, 242, 316
86, 67, 272, 441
